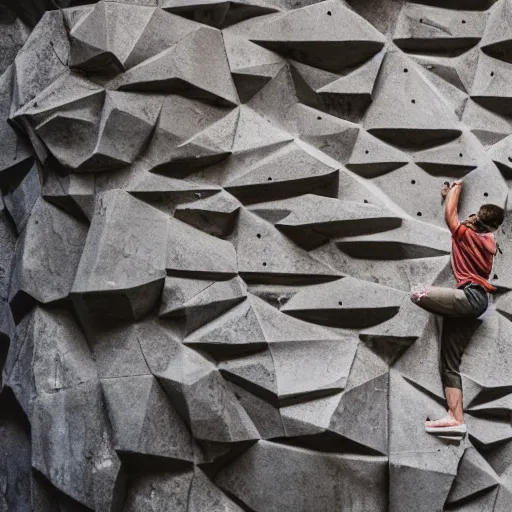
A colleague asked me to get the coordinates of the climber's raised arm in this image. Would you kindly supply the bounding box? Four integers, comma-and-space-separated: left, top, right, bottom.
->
444, 180, 463, 234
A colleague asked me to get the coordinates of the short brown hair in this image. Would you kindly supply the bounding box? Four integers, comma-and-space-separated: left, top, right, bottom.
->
478, 204, 505, 229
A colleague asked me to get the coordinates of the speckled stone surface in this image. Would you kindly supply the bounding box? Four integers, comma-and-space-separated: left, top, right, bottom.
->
1, 0, 512, 510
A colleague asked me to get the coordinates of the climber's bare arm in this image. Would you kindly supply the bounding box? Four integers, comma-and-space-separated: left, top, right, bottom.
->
444, 181, 463, 234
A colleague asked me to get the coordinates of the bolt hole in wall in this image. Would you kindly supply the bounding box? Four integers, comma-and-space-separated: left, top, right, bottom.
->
411, 179, 416, 184
494, 274, 498, 279
338, 301, 343, 306
462, 19, 466, 23
365, 150, 369, 154
491, 71, 494, 77
263, 262, 267, 266
327, 10, 331, 15
484, 192, 489, 197
364, 199, 368, 203
257, 233, 261, 238
317, 116, 322, 120
268, 177, 272, 181
411, 99, 416, 103
417, 212, 422, 216
404, 68, 408, 73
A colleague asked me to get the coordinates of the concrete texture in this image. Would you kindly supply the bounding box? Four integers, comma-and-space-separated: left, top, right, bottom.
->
1, 0, 512, 510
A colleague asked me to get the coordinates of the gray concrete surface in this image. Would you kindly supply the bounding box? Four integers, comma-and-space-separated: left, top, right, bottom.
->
0, 0, 511, 510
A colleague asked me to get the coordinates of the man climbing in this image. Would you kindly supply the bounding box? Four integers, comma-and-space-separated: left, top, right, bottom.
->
410, 180, 504, 436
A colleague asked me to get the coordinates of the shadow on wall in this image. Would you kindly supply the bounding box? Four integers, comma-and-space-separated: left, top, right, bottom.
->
0, 0, 98, 27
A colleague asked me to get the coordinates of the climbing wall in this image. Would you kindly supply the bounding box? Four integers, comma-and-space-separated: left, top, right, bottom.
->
1, 0, 512, 510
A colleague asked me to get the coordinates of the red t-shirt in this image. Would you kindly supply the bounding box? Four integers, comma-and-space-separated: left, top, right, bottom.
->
451, 222, 497, 292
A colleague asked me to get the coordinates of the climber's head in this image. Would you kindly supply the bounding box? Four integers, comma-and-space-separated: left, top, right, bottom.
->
466, 205, 505, 233
477, 204, 505, 232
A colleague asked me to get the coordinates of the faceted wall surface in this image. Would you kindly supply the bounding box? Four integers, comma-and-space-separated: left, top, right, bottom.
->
1, 0, 512, 510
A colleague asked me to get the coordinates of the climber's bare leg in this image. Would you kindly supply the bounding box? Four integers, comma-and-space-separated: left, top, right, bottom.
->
425, 387, 464, 428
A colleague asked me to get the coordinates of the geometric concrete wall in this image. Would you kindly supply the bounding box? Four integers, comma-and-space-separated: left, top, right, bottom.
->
1, 0, 512, 510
